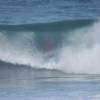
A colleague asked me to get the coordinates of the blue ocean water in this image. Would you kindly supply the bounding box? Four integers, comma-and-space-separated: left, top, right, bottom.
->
0, 61, 100, 100
0, 0, 100, 100
0, 0, 100, 24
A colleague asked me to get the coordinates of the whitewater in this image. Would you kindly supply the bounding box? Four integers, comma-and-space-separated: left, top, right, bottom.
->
0, 19, 100, 74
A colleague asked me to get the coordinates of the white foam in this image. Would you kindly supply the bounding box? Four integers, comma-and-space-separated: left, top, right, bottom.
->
57, 20, 100, 74
1, 21, 100, 74
0, 31, 44, 67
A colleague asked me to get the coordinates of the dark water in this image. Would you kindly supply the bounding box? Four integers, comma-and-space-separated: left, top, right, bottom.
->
0, 0, 100, 100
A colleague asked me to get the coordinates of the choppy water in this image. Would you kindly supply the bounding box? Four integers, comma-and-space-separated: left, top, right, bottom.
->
0, 0, 100, 100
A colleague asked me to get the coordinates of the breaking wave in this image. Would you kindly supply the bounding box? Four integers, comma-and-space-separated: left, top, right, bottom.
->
0, 19, 100, 74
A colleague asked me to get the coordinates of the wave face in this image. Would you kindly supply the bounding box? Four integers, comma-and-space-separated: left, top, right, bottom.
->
0, 19, 100, 74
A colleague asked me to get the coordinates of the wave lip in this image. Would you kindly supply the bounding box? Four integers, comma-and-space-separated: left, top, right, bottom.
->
0, 19, 96, 31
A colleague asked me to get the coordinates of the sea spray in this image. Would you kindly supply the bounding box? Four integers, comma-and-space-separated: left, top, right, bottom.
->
0, 20, 100, 74
58, 20, 100, 74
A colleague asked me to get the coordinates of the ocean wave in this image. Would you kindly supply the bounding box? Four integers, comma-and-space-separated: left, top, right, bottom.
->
0, 19, 100, 74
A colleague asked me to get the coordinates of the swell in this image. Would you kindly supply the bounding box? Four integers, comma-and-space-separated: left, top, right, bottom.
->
0, 19, 95, 31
